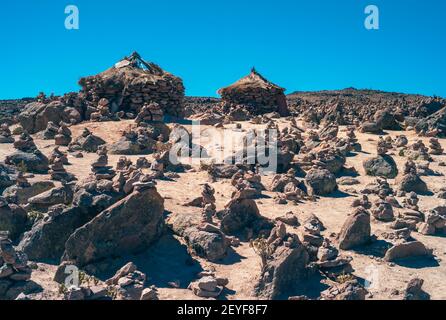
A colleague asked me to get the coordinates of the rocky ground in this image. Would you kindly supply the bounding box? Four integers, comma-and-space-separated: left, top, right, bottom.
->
1, 112, 446, 300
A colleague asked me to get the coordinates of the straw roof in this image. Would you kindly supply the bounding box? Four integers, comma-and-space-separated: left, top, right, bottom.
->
218, 68, 285, 95
91, 51, 175, 82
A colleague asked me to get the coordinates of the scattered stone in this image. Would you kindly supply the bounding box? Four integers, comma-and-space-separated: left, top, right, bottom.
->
320, 280, 367, 300
0, 123, 14, 144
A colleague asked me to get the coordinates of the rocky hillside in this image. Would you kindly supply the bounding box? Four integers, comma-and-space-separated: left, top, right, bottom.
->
286, 88, 445, 127
0, 98, 35, 124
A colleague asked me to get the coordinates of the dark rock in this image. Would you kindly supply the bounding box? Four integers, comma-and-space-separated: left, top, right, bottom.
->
4, 151, 49, 174
363, 155, 398, 179
63, 187, 164, 267
398, 174, 429, 194
305, 168, 337, 196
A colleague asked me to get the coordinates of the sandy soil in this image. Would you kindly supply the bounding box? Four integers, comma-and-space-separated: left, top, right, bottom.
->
1, 119, 446, 300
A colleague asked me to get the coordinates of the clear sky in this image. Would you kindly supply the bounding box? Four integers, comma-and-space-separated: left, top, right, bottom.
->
1, 0, 445, 99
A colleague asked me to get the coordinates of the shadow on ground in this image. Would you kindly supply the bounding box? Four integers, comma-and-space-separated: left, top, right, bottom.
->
96, 233, 203, 289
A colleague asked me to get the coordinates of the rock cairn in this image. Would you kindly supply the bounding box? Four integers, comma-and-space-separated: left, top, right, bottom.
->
68, 128, 106, 153
42, 121, 59, 140
404, 140, 431, 161
54, 123, 72, 146
90, 98, 117, 122
106, 262, 146, 300
345, 126, 361, 152
398, 160, 428, 194
49, 147, 68, 165
79, 52, 185, 118
316, 238, 354, 280
14, 132, 36, 152
428, 138, 443, 155
0, 233, 34, 300
135, 102, 164, 126
91, 146, 115, 180
0, 123, 14, 143
377, 136, 392, 155
394, 135, 409, 148
231, 170, 265, 200
49, 156, 75, 182
188, 271, 229, 299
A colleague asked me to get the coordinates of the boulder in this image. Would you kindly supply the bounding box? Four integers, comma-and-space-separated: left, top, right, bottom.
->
4, 151, 49, 174
18, 206, 97, 261
254, 237, 309, 299
384, 241, 432, 262
218, 198, 272, 237
398, 174, 429, 194
183, 226, 230, 262
71, 133, 106, 153
108, 139, 155, 155
338, 208, 371, 250
18, 101, 81, 134
0, 203, 28, 240
361, 122, 382, 134
27, 184, 74, 210
404, 278, 430, 300
305, 168, 337, 196
2, 181, 55, 205
168, 213, 230, 262
374, 109, 401, 130
63, 187, 164, 266
363, 155, 398, 179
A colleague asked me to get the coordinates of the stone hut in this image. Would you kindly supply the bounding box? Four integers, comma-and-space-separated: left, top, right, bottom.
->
218, 68, 290, 117
79, 52, 185, 118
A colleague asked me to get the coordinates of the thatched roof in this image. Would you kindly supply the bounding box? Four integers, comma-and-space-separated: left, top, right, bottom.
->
91, 51, 174, 82
218, 68, 285, 95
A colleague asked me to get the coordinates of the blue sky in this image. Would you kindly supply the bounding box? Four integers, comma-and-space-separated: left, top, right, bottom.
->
1, 0, 445, 99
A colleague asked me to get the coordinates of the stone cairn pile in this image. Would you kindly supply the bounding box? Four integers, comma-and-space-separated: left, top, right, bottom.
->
0, 123, 14, 143
230, 169, 265, 200
135, 102, 164, 126
345, 126, 361, 152
49, 147, 69, 165
54, 123, 72, 146
105, 262, 147, 300
42, 121, 59, 140
91, 146, 115, 180
200, 184, 217, 225
394, 135, 409, 148
0, 232, 34, 299
49, 156, 75, 182
188, 270, 229, 299
377, 136, 392, 155
14, 132, 36, 152
90, 98, 117, 122
405, 140, 432, 161
429, 138, 443, 155
78, 52, 185, 118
